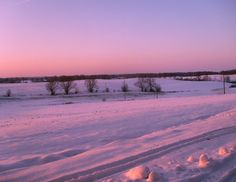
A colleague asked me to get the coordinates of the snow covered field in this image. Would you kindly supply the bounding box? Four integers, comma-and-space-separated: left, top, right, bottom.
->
0, 77, 235, 98
0, 78, 236, 182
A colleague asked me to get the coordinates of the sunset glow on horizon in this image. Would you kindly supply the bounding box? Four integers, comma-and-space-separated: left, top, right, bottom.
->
0, 0, 236, 77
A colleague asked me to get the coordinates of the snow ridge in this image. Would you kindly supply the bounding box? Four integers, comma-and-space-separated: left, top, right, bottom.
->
51, 126, 236, 182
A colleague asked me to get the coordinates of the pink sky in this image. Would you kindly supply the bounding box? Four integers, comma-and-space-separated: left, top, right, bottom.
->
0, 0, 236, 77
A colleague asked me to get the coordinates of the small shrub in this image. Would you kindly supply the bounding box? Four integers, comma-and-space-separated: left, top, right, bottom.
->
121, 80, 129, 92
6, 89, 11, 97
74, 88, 79, 94
134, 77, 147, 92
105, 87, 110, 92
46, 79, 58, 96
84, 79, 98, 93
59, 76, 77, 95
153, 83, 162, 99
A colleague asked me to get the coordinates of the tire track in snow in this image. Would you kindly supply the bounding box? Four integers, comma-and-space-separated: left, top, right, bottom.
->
202, 152, 236, 182
50, 126, 236, 182
219, 167, 236, 182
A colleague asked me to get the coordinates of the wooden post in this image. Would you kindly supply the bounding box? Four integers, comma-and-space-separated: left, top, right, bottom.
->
223, 75, 226, 94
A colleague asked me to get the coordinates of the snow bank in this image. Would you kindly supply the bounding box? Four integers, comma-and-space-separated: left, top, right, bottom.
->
125, 166, 161, 182
187, 155, 195, 163
218, 147, 230, 157
198, 154, 211, 168
125, 165, 150, 180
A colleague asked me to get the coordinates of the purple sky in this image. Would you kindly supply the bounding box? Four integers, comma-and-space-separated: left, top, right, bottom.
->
0, 0, 236, 77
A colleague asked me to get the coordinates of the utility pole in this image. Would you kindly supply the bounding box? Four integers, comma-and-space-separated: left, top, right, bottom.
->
223, 75, 226, 94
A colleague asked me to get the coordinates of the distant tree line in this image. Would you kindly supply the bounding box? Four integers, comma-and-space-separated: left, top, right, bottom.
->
175, 75, 212, 81
220, 69, 236, 75
2, 70, 235, 84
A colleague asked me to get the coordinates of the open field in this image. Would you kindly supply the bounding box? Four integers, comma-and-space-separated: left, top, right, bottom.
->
0, 78, 236, 181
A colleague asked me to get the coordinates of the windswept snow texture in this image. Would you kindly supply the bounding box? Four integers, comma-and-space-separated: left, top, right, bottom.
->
0, 79, 236, 182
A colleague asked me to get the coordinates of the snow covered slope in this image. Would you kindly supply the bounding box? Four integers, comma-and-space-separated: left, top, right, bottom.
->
0, 92, 236, 181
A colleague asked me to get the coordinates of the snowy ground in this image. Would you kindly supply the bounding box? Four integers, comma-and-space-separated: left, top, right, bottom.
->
0, 77, 235, 98
0, 78, 236, 182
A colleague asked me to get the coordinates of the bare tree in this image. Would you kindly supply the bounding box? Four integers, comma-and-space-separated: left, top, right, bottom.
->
104, 82, 109, 92
144, 78, 162, 98
84, 79, 98, 93
153, 82, 162, 99
46, 79, 58, 96
121, 80, 129, 101
134, 77, 147, 92
121, 80, 129, 92
145, 78, 158, 92
60, 77, 76, 95
134, 77, 162, 95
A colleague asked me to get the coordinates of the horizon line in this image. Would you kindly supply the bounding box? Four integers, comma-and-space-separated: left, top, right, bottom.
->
1, 69, 236, 79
